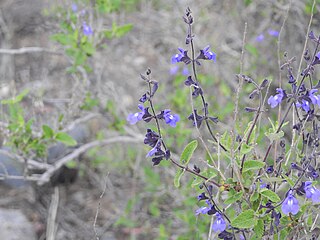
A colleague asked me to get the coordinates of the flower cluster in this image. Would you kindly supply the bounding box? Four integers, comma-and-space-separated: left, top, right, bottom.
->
256, 29, 279, 42
127, 70, 180, 165
70, 3, 93, 36
268, 88, 285, 108
171, 45, 216, 65
144, 129, 170, 165
281, 182, 320, 216
195, 194, 226, 233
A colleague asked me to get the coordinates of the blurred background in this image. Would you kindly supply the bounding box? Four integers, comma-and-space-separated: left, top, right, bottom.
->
0, 0, 318, 239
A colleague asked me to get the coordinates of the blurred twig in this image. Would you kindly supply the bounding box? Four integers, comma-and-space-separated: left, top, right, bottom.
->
0, 47, 62, 55
93, 174, 108, 240
46, 186, 59, 240
37, 136, 141, 185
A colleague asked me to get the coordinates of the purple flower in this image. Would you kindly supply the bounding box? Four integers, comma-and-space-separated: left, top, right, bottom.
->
82, 22, 93, 36
197, 192, 208, 201
144, 129, 159, 147
201, 45, 216, 62
188, 109, 204, 127
163, 109, 180, 127
169, 65, 179, 75
309, 89, 320, 106
171, 48, 185, 63
268, 88, 284, 108
281, 190, 299, 215
296, 99, 310, 112
182, 66, 189, 75
146, 141, 161, 157
195, 200, 212, 215
80, 9, 86, 16
212, 213, 227, 232
268, 29, 279, 37
304, 181, 320, 203
256, 33, 265, 42
127, 104, 145, 125
71, 3, 78, 12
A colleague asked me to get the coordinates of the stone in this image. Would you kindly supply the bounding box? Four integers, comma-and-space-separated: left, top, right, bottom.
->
0, 208, 36, 240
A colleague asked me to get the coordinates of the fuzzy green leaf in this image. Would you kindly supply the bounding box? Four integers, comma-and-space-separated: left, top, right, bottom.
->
180, 140, 198, 165
231, 209, 256, 228
55, 132, 77, 146
42, 125, 54, 139
174, 168, 185, 188
240, 143, 253, 155
260, 189, 281, 202
243, 160, 265, 172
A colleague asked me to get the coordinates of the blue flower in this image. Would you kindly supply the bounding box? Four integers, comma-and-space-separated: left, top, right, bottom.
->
212, 213, 227, 232
281, 190, 299, 215
169, 65, 189, 76
256, 34, 265, 42
201, 45, 216, 62
171, 48, 185, 63
182, 66, 189, 75
304, 181, 320, 203
296, 99, 310, 112
146, 140, 161, 157
268, 29, 279, 37
309, 89, 320, 106
71, 3, 78, 12
163, 109, 180, 127
169, 65, 179, 75
82, 22, 93, 36
197, 192, 208, 201
127, 104, 145, 125
268, 88, 284, 108
195, 200, 212, 215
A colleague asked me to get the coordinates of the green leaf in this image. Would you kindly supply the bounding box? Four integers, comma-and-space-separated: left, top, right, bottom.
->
250, 191, 259, 202
252, 219, 264, 239
174, 168, 185, 188
261, 176, 284, 183
55, 132, 77, 146
260, 189, 281, 202
42, 125, 54, 139
180, 140, 198, 165
1, 89, 29, 104
243, 160, 265, 172
240, 143, 253, 155
82, 42, 95, 55
115, 24, 133, 37
231, 209, 256, 228
224, 191, 243, 205
265, 130, 284, 142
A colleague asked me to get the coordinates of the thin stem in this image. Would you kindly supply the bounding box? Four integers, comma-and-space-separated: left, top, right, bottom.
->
188, 22, 227, 152
262, 101, 294, 165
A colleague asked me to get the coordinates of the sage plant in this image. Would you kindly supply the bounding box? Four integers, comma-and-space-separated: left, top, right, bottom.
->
128, 7, 320, 240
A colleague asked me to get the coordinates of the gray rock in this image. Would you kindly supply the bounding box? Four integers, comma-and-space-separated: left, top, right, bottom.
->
0, 208, 36, 240
0, 148, 27, 188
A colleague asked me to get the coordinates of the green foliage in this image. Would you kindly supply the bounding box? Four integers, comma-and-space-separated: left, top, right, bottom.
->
55, 132, 77, 146
104, 22, 133, 39
80, 92, 99, 110
243, 160, 265, 173
260, 189, 281, 203
1, 91, 77, 157
231, 209, 256, 228
180, 140, 198, 165
174, 168, 185, 188
50, 0, 133, 75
